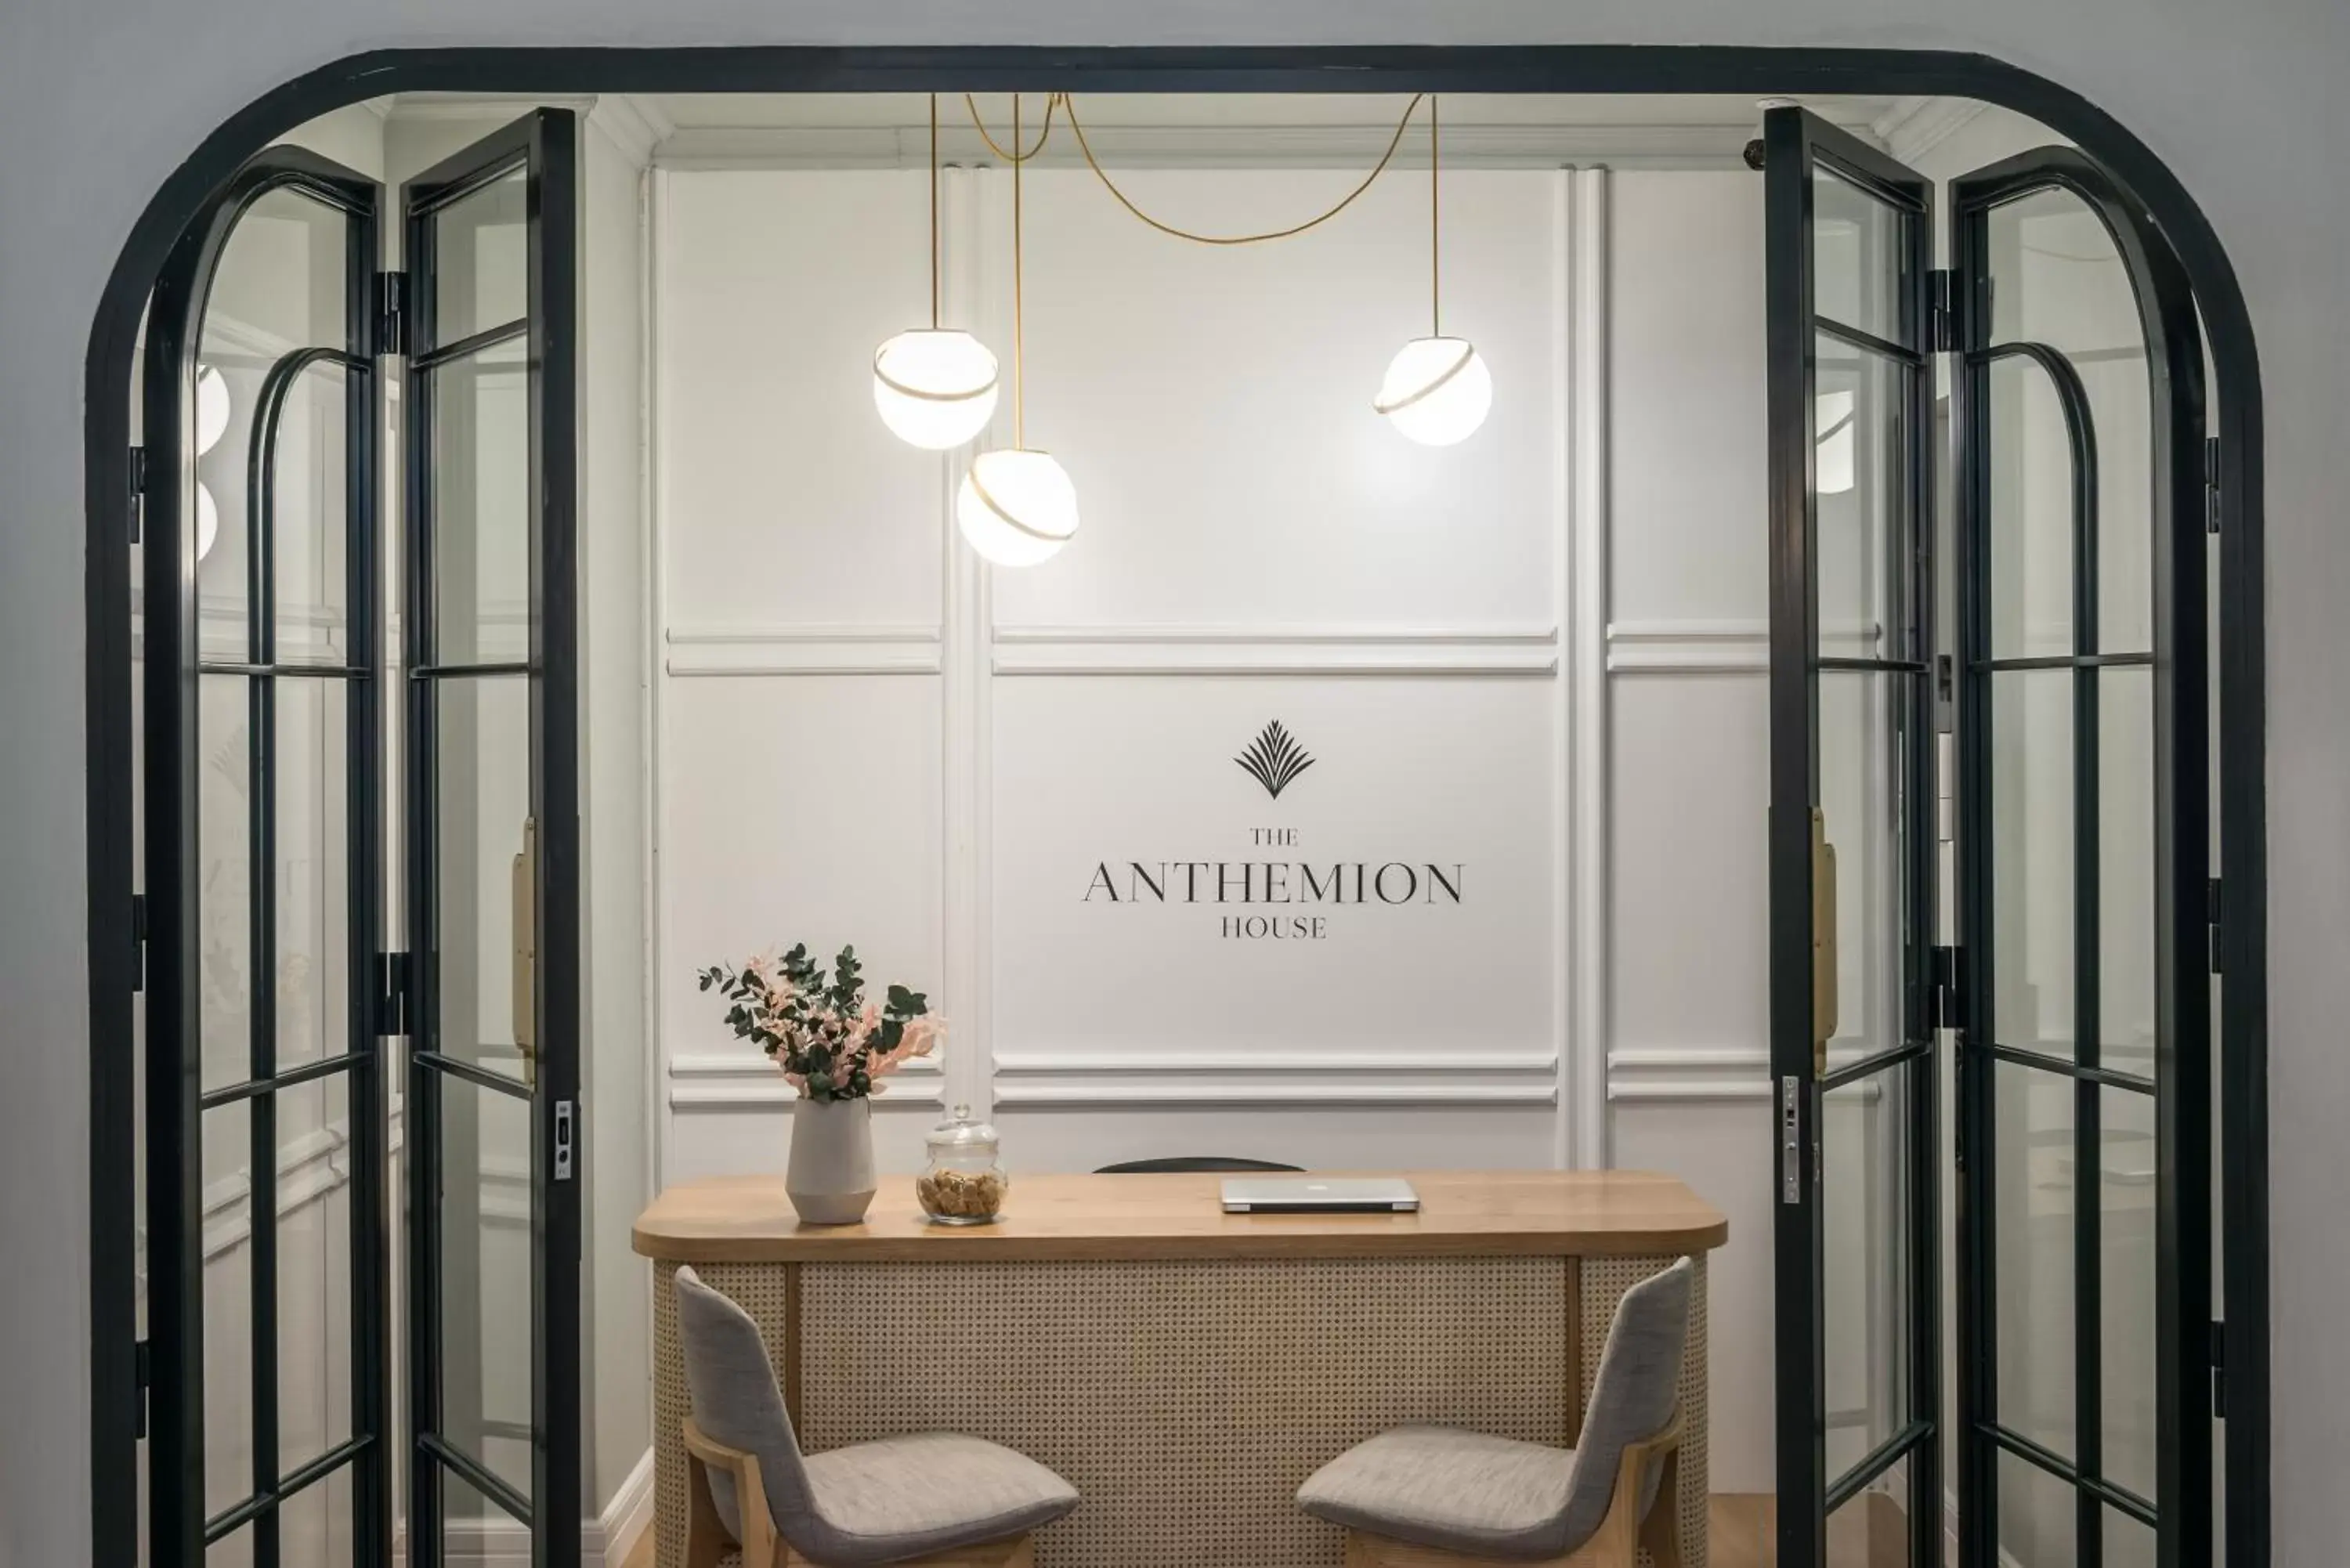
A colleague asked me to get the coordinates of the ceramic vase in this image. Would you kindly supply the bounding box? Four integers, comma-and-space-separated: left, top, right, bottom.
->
786, 1096, 877, 1225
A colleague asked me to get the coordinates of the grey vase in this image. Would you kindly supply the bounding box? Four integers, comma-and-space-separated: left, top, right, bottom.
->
786, 1095, 877, 1224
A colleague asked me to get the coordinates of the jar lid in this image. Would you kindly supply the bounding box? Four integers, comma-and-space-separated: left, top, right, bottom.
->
926, 1102, 999, 1149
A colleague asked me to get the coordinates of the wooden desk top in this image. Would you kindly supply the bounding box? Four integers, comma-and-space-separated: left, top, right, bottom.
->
632, 1169, 1727, 1263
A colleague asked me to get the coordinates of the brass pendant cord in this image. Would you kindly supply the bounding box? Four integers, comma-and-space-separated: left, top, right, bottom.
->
966, 92, 1058, 163
1012, 92, 1025, 448
965, 92, 1430, 248
928, 92, 940, 328
1429, 94, 1441, 336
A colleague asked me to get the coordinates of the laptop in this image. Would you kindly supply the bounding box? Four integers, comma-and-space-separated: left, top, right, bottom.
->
1220, 1176, 1421, 1213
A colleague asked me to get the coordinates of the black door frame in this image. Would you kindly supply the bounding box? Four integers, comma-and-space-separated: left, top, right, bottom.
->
1949, 146, 2213, 1568
80, 43, 2269, 1568
134, 144, 392, 1568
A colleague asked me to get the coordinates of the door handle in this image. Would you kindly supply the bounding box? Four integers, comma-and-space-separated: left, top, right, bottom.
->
1812, 807, 1838, 1078
512, 815, 537, 1089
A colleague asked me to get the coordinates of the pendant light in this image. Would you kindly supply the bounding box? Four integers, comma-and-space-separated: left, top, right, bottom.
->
873, 95, 1000, 449
196, 363, 232, 456
957, 93, 1079, 567
1375, 96, 1493, 446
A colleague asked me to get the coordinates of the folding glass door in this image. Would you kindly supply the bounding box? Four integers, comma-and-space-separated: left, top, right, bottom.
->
1947, 150, 2210, 1568
139, 146, 392, 1568
135, 107, 580, 1568
399, 110, 582, 1568
1765, 107, 2217, 1568
1762, 105, 1943, 1568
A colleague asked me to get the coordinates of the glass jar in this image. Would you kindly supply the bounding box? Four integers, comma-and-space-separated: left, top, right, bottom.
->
917, 1103, 1008, 1225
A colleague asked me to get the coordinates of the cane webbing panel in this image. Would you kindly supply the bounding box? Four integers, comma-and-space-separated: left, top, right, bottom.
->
653, 1254, 1708, 1568
1578, 1254, 1711, 1568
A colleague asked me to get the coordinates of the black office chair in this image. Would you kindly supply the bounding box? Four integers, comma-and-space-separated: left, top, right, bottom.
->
1093, 1156, 1304, 1174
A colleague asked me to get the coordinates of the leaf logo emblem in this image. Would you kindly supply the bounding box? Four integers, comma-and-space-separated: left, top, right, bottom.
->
1235, 721, 1317, 800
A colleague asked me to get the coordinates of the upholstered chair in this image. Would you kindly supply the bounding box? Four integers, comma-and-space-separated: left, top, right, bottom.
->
674, 1267, 1079, 1568
1296, 1257, 1694, 1568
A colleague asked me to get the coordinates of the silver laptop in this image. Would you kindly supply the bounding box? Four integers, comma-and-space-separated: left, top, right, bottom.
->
1220, 1176, 1421, 1213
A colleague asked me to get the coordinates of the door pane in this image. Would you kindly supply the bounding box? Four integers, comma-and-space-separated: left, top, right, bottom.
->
1985, 356, 2078, 661
275, 679, 351, 1069
1823, 1064, 1914, 1482
432, 676, 532, 1082
1991, 668, 2075, 1059
1812, 165, 1907, 344
2097, 668, 2157, 1076
279, 1464, 355, 1568
1813, 337, 1906, 654
1999, 1451, 2077, 1566
2099, 1084, 2160, 1504
1993, 1060, 2075, 1458
1826, 1453, 1915, 1568
2104, 1506, 2158, 1568
274, 1067, 353, 1472
1983, 189, 2152, 656
435, 1074, 537, 1508
266, 369, 353, 671
202, 1100, 253, 1520
432, 166, 529, 342
198, 672, 255, 1095
428, 337, 531, 667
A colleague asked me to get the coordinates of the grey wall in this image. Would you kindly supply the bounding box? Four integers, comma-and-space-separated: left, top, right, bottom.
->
3, 5, 2343, 1566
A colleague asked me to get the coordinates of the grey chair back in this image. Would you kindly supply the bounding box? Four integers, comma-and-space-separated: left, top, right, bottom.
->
674, 1266, 819, 1545
1559, 1257, 1694, 1548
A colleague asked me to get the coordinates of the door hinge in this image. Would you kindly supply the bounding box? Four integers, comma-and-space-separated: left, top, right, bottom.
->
2209, 876, 2224, 974
133, 1338, 151, 1439
1934, 652, 1956, 734
127, 446, 148, 543
1929, 269, 1958, 352
374, 269, 410, 359
2211, 1319, 2227, 1417
2205, 435, 2223, 534
1932, 944, 1964, 1031
130, 893, 148, 993
374, 951, 412, 1037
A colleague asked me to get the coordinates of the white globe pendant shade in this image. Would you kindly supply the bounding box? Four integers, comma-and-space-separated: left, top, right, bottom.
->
196, 363, 232, 457
873, 329, 1000, 450
195, 481, 221, 562
1374, 335, 1494, 446
956, 449, 1078, 568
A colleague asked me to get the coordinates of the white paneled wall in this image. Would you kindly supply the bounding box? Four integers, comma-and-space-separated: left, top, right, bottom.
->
651, 156, 1791, 1486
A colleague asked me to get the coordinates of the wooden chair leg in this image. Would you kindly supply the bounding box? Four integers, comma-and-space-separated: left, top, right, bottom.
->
1639, 1447, 1684, 1568
684, 1449, 729, 1568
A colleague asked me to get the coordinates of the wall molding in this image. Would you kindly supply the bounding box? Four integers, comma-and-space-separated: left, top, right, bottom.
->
665, 622, 943, 676
989, 623, 1560, 677
667, 1050, 946, 1109
990, 1048, 1559, 1107
1873, 96, 1994, 166
1607, 1045, 1773, 1103
197, 1102, 408, 1263
1606, 618, 1883, 673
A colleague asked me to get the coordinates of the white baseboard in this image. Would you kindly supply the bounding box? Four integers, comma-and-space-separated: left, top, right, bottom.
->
592, 1447, 658, 1568
394, 1447, 656, 1568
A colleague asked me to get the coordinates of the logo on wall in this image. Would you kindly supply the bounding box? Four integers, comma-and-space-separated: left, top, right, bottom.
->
1080, 717, 1462, 943
1235, 720, 1316, 800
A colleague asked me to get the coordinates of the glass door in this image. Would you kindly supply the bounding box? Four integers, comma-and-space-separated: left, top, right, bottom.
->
399, 110, 580, 1568
139, 146, 390, 1568
1762, 103, 1943, 1568
1948, 148, 2211, 1568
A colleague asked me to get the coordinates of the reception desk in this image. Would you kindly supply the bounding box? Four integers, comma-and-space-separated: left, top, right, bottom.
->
634, 1170, 1728, 1568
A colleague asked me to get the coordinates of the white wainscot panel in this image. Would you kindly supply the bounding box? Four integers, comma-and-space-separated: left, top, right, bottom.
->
992, 677, 1559, 1094
1607, 172, 1768, 629
990, 168, 1560, 630
660, 674, 948, 1169
1612, 1102, 1773, 1493
659, 168, 943, 630
1607, 670, 1768, 1060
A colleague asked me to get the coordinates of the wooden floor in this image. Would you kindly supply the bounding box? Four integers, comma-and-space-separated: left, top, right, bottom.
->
618, 1497, 1781, 1568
